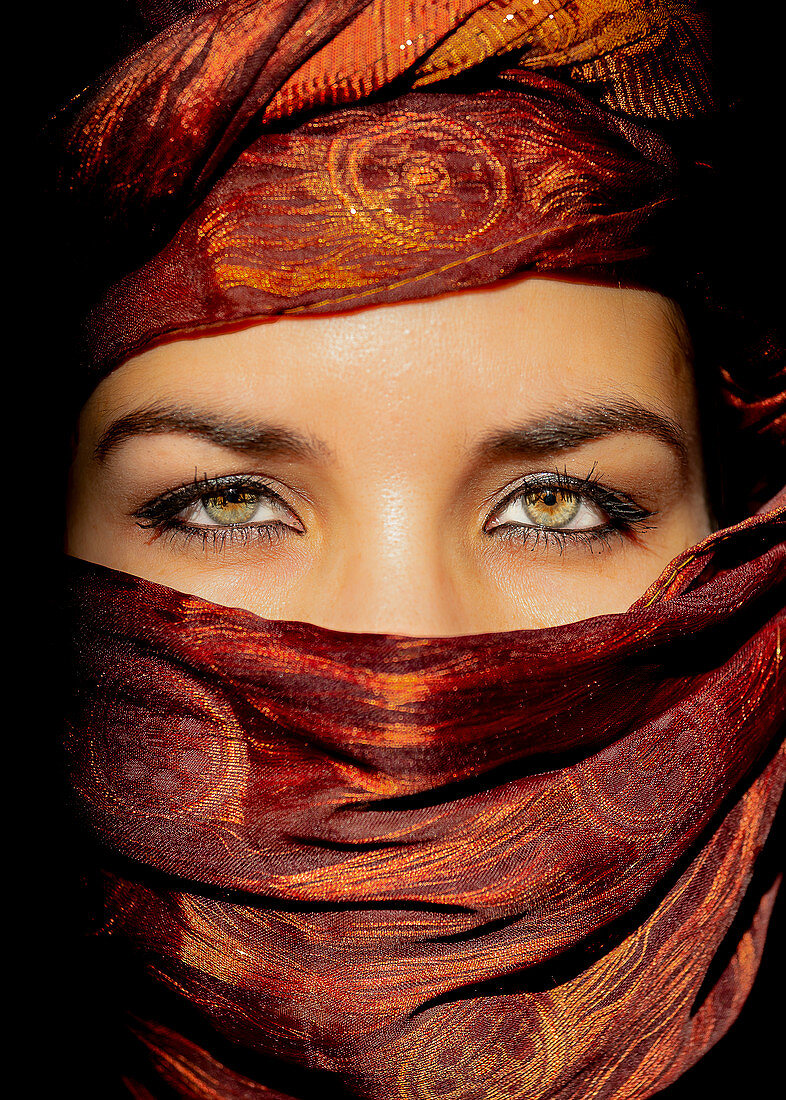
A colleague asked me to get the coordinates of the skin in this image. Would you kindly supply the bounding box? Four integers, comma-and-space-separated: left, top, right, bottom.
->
67, 276, 712, 636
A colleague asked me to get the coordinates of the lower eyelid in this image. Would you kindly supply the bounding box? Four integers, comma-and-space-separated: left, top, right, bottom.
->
150, 521, 292, 552
491, 525, 627, 554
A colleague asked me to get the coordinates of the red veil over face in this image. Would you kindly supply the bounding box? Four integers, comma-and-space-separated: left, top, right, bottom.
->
65, 511, 785, 1099
54, 3, 784, 1098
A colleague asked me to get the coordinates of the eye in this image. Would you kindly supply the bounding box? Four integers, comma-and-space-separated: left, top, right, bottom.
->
181, 486, 295, 528
486, 486, 606, 533
133, 475, 306, 537
482, 470, 655, 552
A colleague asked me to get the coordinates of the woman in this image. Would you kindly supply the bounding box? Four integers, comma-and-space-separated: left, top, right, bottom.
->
68, 279, 713, 633
49, 1, 783, 1097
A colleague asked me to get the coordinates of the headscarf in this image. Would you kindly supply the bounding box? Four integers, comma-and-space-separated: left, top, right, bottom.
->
55, 0, 711, 381
54, 3, 785, 1098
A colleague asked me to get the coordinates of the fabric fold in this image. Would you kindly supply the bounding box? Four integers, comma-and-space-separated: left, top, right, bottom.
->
51, 0, 710, 379
52, 3, 784, 1096
63, 496, 785, 1097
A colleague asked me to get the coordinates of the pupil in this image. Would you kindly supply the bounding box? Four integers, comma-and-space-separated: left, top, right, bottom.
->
214, 489, 249, 507
542, 491, 558, 506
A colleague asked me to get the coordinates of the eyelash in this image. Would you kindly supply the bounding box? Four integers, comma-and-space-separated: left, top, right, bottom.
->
132, 468, 655, 554
484, 467, 655, 553
133, 473, 298, 551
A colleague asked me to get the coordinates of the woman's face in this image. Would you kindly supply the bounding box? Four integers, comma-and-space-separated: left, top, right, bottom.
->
67, 277, 711, 635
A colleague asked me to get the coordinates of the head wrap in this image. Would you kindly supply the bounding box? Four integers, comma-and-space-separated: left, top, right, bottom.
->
54, 2, 785, 1098
54, 0, 712, 381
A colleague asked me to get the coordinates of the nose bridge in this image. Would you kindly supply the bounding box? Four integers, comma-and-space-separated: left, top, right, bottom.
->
337, 553, 464, 637
323, 494, 467, 637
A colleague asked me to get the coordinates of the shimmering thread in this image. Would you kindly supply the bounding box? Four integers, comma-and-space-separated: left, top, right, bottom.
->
65, 497, 785, 1097
54, 2, 784, 1095
281, 197, 671, 315
57, 0, 703, 377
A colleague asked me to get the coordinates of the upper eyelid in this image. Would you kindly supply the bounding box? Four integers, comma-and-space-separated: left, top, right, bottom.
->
133, 474, 290, 518
133, 477, 302, 535
485, 469, 604, 511
484, 472, 653, 531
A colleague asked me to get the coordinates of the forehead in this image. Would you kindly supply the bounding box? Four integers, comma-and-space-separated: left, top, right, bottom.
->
86, 277, 693, 430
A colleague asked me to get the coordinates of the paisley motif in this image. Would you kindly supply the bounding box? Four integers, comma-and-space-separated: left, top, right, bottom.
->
396, 998, 561, 1100
67, 651, 250, 827
326, 112, 509, 246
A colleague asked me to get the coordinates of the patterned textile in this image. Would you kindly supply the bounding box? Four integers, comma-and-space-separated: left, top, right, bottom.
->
65, 499, 785, 1099
53, 0, 711, 379
55, 2, 785, 1097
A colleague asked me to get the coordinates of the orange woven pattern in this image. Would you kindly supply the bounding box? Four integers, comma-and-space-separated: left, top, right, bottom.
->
54, 1, 710, 377
65, 500, 786, 1098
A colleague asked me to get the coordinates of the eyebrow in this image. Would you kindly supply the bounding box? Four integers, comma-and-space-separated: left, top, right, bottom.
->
94, 397, 688, 468
473, 399, 688, 469
94, 405, 333, 463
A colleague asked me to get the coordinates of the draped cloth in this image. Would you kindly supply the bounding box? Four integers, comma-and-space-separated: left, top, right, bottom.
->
65, 499, 785, 1099
54, 0, 712, 380
53, 2, 786, 1097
